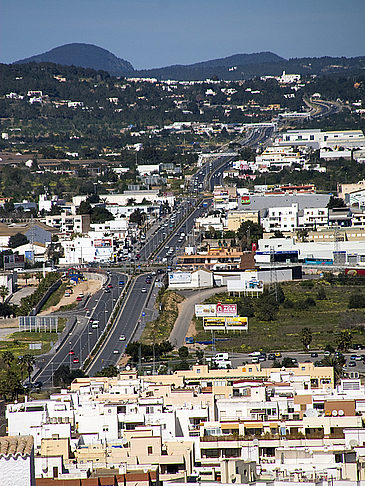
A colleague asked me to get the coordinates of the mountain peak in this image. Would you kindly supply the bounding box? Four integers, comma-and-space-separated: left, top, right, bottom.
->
14, 43, 134, 75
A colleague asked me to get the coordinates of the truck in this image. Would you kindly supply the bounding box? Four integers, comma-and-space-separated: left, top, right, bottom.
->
216, 360, 232, 369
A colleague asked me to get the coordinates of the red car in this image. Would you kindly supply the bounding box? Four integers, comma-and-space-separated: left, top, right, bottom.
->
68, 350, 75, 355
107, 284, 113, 289
73, 357, 79, 364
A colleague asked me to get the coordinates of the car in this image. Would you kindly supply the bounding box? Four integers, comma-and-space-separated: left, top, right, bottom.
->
68, 350, 75, 355
249, 351, 261, 357
311, 352, 318, 358
324, 351, 331, 357
119, 280, 125, 285
275, 352, 282, 358
119, 334, 126, 341
76, 296, 83, 302
73, 357, 79, 363
141, 288, 147, 293
104, 288, 111, 293
145, 278, 152, 284
268, 353, 276, 360
258, 355, 266, 362
113, 349, 119, 354
78, 293, 84, 298
348, 361, 357, 367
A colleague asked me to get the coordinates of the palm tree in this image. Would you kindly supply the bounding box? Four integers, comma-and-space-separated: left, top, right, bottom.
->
321, 355, 344, 385
0, 286, 9, 303
19, 354, 35, 385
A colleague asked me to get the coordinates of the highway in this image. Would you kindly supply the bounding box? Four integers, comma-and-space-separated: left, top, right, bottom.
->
34, 271, 127, 384
37, 124, 275, 382
86, 274, 155, 375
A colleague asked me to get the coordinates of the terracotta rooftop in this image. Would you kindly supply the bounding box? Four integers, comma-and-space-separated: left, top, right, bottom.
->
0, 435, 33, 457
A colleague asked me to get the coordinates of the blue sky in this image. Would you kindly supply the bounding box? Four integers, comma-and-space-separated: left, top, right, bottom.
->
1, 0, 365, 69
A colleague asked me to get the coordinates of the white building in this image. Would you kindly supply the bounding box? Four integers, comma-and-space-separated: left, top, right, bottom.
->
276, 129, 365, 150
168, 269, 214, 290
59, 236, 113, 264
256, 145, 306, 170
261, 204, 299, 232
0, 435, 35, 486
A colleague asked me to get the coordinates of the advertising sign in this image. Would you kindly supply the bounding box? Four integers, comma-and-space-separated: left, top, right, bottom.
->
225, 317, 248, 330
94, 238, 112, 248
245, 279, 264, 292
3, 253, 25, 269
169, 272, 192, 284
241, 195, 250, 204
216, 302, 237, 317
195, 304, 217, 317
204, 317, 226, 329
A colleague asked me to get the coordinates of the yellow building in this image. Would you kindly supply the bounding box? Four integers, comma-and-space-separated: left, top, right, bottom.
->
226, 211, 260, 231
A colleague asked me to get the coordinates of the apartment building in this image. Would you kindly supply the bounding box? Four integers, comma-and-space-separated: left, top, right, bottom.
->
11, 364, 365, 484
256, 146, 306, 170
261, 204, 298, 232
44, 212, 90, 235
177, 247, 243, 271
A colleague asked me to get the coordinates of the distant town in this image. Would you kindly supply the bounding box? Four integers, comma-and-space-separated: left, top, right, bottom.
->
1, 59, 365, 486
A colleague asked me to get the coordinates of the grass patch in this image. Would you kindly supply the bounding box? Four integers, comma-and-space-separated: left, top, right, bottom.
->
1, 330, 59, 356
141, 291, 184, 344
58, 302, 78, 312
40, 283, 68, 312
194, 281, 365, 353
0, 317, 67, 357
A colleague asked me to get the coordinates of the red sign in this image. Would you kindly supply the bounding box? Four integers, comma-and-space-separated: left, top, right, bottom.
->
94, 238, 112, 248
252, 242, 257, 252
216, 302, 237, 317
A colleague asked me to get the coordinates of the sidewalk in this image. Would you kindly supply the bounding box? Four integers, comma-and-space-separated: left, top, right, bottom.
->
169, 287, 227, 348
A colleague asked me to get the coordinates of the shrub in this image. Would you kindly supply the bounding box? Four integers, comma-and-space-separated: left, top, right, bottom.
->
349, 293, 365, 309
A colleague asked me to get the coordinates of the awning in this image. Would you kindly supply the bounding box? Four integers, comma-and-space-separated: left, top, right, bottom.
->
221, 423, 239, 430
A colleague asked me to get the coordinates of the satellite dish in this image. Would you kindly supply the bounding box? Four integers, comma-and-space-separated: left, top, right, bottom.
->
350, 439, 359, 448
332, 410, 338, 416
305, 408, 318, 418
338, 409, 344, 416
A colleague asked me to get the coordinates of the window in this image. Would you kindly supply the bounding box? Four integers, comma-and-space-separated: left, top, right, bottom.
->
148, 446, 153, 455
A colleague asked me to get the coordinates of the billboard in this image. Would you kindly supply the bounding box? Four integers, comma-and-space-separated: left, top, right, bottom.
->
225, 317, 248, 331
195, 304, 217, 317
216, 302, 237, 317
204, 317, 226, 329
19, 316, 58, 332
244, 279, 264, 292
94, 238, 112, 248
169, 272, 192, 284
195, 303, 238, 317
203, 316, 248, 331
3, 253, 25, 270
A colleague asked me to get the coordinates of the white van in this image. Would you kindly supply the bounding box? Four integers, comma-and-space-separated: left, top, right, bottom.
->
214, 353, 229, 361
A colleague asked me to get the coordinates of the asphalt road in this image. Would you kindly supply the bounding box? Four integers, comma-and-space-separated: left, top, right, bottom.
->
34, 271, 127, 385
87, 273, 155, 375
